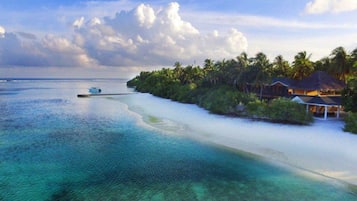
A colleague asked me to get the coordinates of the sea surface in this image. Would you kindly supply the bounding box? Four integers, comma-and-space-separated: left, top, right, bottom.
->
0, 78, 356, 201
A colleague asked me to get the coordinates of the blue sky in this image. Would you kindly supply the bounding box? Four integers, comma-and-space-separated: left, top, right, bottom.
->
1, 0, 357, 78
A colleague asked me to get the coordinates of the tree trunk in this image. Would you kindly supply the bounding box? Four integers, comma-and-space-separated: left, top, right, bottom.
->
259, 85, 263, 100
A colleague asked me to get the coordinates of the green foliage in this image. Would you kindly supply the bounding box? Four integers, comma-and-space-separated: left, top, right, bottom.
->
170, 83, 197, 103
197, 86, 256, 114
127, 46, 357, 125
344, 112, 357, 134
127, 68, 258, 115
291, 51, 314, 80
246, 98, 313, 124
246, 100, 268, 118
267, 98, 314, 124
342, 78, 357, 113
272, 55, 291, 78
127, 62, 314, 124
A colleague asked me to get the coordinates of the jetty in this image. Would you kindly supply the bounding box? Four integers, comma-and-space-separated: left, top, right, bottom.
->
77, 93, 136, 98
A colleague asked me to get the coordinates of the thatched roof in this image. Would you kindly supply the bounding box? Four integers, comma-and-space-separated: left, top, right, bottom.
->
272, 71, 346, 91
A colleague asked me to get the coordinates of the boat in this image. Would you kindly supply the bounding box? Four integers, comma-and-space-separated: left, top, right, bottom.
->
89, 87, 102, 94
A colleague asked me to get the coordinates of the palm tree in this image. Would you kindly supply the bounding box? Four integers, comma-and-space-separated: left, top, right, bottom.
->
173, 61, 184, 83
219, 59, 241, 86
236, 52, 249, 69
315, 57, 331, 72
291, 51, 314, 80
173, 61, 182, 69
214, 60, 227, 85
351, 48, 357, 63
250, 52, 271, 99
186, 65, 205, 84
272, 55, 290, 77
203, 59, 220, 86
330, 46, 351, 82
234, 52, 250, 89
203, 59, 214, 71
349, 48, 357, 77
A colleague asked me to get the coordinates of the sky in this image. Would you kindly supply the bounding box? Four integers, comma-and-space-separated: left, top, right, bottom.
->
0, 0, 357, 78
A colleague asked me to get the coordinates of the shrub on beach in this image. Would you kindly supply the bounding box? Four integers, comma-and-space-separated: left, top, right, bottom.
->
267, 98, 314, 125
342, 78, 357, 113
197, 86, 256, 115
246, 100, 268, 118
342, 79, 357, 134
246, 98, 313, 125
344, 112, 357, 134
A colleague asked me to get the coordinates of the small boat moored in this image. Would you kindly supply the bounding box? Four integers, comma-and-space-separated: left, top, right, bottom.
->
89, 87, 102, 94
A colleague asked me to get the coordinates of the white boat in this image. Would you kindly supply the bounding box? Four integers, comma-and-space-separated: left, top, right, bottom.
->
89, 87, 102, 94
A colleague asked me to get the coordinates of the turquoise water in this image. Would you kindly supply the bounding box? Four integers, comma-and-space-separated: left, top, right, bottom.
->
0, 79, 356, 201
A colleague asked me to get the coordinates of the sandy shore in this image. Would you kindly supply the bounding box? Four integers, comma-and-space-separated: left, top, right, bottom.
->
119, 93, 357, 186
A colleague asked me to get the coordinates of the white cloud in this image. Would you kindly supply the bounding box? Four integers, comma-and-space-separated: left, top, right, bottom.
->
88, 17, 101, 26
41, 35, 97, 67
159, 2, 199, 35
0, 32, 45, 66
0, 26, 5, 38
72, 2, 247, 66
2, 1, 356, 76
305, 0, 357, 14
1, 1, 356, 78
225, 29, 248, 53
0, 31, 96, 67
0, 2, 248, 70
135, 4, 156, 28
73, 17, 85, 29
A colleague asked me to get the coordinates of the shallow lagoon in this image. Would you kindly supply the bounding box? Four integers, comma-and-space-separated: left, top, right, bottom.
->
0, 79, 356, 200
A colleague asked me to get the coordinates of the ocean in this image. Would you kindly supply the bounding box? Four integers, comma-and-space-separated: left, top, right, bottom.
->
0, 78, 356, 201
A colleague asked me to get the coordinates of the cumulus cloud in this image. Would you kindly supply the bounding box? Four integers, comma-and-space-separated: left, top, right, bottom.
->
305, 0, 357, 14
0, 32, 44, 66
41, 35, 97, 67
0, 28, 96, 67
135, 4, 156, 28
73, 2, 247, 66
0, 2, 247, 69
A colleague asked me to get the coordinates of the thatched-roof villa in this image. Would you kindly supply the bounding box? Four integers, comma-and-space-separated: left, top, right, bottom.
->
271, 71, 346, 96
271, 71, 346, 120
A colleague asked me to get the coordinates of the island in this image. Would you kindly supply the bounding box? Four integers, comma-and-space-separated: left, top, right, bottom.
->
128, 47, 357, 133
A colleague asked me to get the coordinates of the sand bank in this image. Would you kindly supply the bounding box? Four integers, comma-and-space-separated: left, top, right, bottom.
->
119, 93, 357, 186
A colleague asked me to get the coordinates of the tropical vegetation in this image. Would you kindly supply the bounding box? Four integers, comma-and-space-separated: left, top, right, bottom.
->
128, 46, 357, 128
342, 78, 357, 134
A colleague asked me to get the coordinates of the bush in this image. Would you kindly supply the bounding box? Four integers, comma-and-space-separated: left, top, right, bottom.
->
246, 100, 268, 118
197, 86, 237, 114
170, 83, 196, 103
245, 98, 313, 124
344, 112, 357, 134
342, 79, 357, 113
197, 86, 257, 115
267, 98, 314, 125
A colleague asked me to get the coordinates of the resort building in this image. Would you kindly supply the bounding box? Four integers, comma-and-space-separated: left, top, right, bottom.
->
271, 71, 346, 120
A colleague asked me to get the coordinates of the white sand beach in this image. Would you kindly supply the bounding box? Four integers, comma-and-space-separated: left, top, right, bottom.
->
119, 93, 357, 186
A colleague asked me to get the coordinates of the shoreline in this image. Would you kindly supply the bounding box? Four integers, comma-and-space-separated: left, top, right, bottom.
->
118, 93, 357, 186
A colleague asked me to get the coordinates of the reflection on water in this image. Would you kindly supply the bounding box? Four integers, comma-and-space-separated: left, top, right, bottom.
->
0, 79, 356, 201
